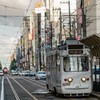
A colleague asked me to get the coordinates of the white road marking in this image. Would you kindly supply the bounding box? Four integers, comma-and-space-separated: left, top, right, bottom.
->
22, 78, 46, 89
1, 76, 4, 100
8, 75, 38, 100
6, 76, 20, 100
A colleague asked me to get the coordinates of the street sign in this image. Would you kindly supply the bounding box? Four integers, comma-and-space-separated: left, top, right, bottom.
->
41, 22, 44, 38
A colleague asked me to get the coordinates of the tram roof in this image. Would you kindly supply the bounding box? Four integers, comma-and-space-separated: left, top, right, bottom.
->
79, 34, 100, 57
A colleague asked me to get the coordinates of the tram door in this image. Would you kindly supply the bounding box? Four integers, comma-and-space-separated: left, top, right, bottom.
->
50, 55, 56, 89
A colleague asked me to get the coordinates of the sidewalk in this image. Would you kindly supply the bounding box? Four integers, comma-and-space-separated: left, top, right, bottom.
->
92, 92, 100, 98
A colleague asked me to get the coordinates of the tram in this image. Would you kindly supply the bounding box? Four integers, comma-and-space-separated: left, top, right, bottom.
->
46, 40, 92, 96
3, 67, 8, 74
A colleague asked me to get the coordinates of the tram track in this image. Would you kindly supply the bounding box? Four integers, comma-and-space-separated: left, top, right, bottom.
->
5, 74, 99, 100
5, 76, 20, 100
21, 76, 46, 86
9, 75, 46, 89
21, 78, 46, 90
20, 75, 46, 84
6, 75, 38, 100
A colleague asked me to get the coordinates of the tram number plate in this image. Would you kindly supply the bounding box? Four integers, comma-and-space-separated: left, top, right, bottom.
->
63, 83, 70, 86
75, 86, 79, 88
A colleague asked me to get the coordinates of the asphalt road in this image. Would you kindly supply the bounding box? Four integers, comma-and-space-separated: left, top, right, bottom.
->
0, 76, 2, 98
0, 74, 99, 100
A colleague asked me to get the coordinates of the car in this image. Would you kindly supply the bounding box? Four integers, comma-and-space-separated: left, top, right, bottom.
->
19, 72, 23, 76
22, 71, 25, 76
17, 71, 20, 75
0, 70, 4, 76
30, 71, 36, 76
35, 71, 46, 80
12, 71, 18, 76
25, 70, 30, 76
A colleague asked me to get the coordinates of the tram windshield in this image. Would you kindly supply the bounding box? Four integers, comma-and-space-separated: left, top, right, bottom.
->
63, 56, 89, 72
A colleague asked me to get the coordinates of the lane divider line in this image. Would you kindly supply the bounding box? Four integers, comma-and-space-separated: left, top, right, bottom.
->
23, 76, 46, 85
1, 76, 4, 100
6, 76, 20, 100
7, 75, 38, 100
22, 78, 46, 89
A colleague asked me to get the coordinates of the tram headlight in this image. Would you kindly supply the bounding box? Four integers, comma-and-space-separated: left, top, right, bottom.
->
81, 77, 86, 82
68, 77, 73, 82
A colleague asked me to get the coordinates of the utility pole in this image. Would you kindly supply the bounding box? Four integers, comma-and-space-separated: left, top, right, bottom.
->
82, 0, 86, 38
21, 36, 23, 70
59, 8, 62, 44
72, 18, 75, 38
49, 22, 52, 49
68, 1, 72, 38
31, 40, 33, 70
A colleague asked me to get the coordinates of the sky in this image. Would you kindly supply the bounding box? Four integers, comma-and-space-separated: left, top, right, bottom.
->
0, 0, 76, 69
0, 0, 40, 69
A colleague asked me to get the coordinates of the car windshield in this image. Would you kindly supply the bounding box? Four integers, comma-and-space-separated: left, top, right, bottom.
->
22, 71, 25, 73
26, 71, 30, 73
13, 71, 16, 73
38, 72, 45, 74
63, 56, 89, 72
30, 71, 34, 73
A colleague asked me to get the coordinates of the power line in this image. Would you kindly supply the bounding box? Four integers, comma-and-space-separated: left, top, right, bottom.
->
5, 0, 33, 66
0, 3, 25, 10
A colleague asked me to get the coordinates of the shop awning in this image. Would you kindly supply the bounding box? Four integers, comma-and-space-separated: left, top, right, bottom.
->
79, 34, 100, 57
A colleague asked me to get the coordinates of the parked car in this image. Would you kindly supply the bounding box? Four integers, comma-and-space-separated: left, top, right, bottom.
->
22, 71, 25, 76
19, 72, 23, 76
30, 71, 36, 76
12, 71, 18, 76
25, 70, 30, 76
35, 71, 46, 80
0, 70, 4, 76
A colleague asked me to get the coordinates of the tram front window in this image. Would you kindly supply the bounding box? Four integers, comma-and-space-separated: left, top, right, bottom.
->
63, 56, 89, 72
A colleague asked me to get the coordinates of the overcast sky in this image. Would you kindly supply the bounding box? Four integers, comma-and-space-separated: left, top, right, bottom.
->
0, 0, 40, 69
0, 0, 76, 69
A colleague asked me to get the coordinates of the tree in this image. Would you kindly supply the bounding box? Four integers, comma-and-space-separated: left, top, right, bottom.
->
0, 61, 2, 70
10, 58, 17, 70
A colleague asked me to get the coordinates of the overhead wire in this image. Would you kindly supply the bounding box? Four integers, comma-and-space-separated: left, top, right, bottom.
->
5, 0, 33, 66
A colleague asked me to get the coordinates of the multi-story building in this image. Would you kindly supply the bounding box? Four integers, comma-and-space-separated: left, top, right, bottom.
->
21, 16, 30, 70
10, 53, 14, 64
76, 0, 99, 38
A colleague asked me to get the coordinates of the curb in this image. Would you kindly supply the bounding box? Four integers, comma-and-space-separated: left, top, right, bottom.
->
91, 93, 100, 98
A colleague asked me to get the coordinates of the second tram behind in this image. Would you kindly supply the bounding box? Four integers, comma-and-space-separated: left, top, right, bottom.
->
3, 67, 8, 74
46, 40, 92, 96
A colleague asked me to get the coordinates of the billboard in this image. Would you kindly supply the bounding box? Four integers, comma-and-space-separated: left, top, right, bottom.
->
47, 27, 50, 42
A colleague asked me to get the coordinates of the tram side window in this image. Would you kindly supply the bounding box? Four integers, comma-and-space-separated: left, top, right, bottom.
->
56, 55, 60, 72
81, 57, 89, 71
63, 57, 71, 71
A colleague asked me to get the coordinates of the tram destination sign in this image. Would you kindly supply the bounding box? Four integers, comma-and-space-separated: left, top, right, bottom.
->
69, 50, 83, 54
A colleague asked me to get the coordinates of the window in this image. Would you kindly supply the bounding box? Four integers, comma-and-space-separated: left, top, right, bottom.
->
38, 71, 45, 74
51, 55, 55, 62
63, 56, 89, 72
